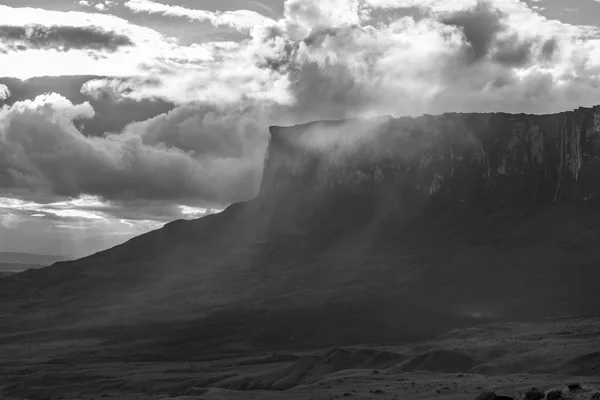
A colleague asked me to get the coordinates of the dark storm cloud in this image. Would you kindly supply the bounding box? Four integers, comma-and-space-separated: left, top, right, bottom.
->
492, 35, 534, 67
0, 24, 134, 52
442, 2, 504, 63
284, 62, 382, 122
540, 38, 559, 61
0, 94, 265, 207
302, 27, 341, 47
441, 2, 553, 69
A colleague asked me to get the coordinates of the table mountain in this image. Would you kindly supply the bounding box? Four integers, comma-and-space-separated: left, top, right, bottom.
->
2, 107, 600, 359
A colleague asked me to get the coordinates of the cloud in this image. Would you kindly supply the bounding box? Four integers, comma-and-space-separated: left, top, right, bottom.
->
492, 35, 534, 67
0, 5, 173, 79
79, 36, 294, 105
0, 85, 10, 101
0, 24, 134, 53
81, 0, 599, 121
283, 0, 370, 39
9, 0, 600, 109
124, 0, 276, 32
0, 93, 266, 206
0, 195, 107, 220
0, 193, 221, 225
441, 2, 504, 63
81, 77, 164, 102
0, 194, 169, 257
540, 37, 558, 61
78, 0, 117, 12
438, 2, 542, 68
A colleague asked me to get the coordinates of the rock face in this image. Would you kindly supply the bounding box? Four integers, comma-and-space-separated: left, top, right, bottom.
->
262, 107, 600, 210
3, 107, 600, 358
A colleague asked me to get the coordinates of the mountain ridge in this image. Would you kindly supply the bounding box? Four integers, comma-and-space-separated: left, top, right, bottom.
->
0, 251, 69, 265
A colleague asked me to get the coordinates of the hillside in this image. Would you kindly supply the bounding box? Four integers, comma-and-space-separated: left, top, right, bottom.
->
1, 106, 600, 361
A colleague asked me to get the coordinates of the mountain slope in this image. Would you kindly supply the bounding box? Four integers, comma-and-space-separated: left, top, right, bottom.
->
2, 107, 600, 359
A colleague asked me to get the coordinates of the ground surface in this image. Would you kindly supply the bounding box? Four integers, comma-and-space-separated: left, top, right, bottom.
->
1, 316, 599, 400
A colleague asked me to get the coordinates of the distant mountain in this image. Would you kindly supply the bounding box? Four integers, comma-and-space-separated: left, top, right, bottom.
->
0, 251, 68, 266
2, 106, 600, 361
0, 262, 45, 273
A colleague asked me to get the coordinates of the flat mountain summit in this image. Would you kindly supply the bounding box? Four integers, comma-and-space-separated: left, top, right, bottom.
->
2, 106, 600, 360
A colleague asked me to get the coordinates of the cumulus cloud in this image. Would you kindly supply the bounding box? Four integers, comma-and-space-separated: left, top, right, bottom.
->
0, 24, 133, 53
0, 93, 266, 206
124, 0, 275, 32
81, 0, 600, 120
9, 0, 600, 112
0, 84, 10, 101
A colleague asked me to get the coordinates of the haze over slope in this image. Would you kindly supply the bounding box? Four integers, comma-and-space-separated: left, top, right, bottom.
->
2, 106, 600, 357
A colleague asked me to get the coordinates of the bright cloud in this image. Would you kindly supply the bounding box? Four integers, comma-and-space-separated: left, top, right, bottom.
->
79, 0, 117, 12
124, 0, 276, 32
0, 5, 173, 79
0, 192, 222, 256
75, 0, 600, 117
0, 85, 10, 101
0, 196, 107, 220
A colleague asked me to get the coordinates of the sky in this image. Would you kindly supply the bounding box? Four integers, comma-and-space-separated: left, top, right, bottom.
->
1, 0, 600, 257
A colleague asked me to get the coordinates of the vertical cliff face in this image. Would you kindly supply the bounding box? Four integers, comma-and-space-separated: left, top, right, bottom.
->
261, 107, 600, 212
